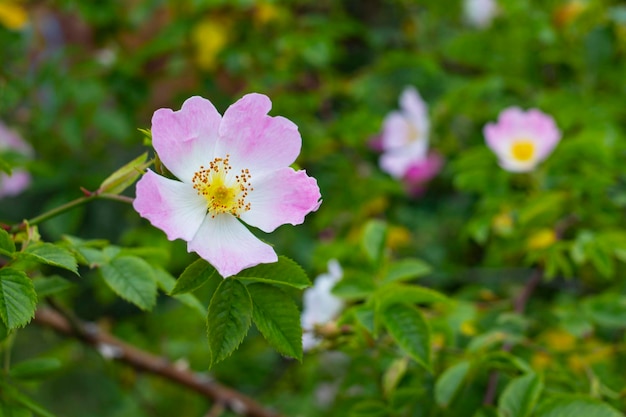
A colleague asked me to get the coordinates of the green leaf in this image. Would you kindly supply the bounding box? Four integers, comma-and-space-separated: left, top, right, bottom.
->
0, 156, 12, 175
349, 400, 389, 417
152, 268, 206, 318
499, 372, 543, 417
0, 379, 57, 417
435, 360, 471, 407
33, 276, 74, 298
362, 219, 387, 264
382, 259, 432, 283
236, 256, 311, 289
171, 258, 217, 295
535, 396, 622, 417
247, 283, 302, 360
352, 304, 375, 334
0, 228, 15, 254
381, 303, 431, 371
0, 268, 37, 329
99, 256, 157, 311
207, 278, 252, 366
22, 243, 78, 275
332, 270, 375, 300
382, 357, 409, 399
9, 358, 62, 381
99, 152, 150, 195
376, 283, 450, 309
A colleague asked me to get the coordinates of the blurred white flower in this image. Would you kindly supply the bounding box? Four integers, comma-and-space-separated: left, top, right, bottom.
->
463, 0, 498, 29
301, 259, 344, 351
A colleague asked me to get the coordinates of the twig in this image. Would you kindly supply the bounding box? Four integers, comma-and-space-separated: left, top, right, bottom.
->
33, 307, 284, 417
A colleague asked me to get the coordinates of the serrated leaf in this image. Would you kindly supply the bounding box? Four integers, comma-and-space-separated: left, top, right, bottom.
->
0, 268, 37, 329
499, 372, 543, 417
33, 276, 74, 298
171, 258, 217, 295
236, 256, 311, 289
22, 243, 78, 275
99, 256, 157, 311
0, 228, 15, 254
535, 396, 622, 417
247, 283, 302, 360
383, 259, 432, 283
152, 268, 205, 319
207, 278, 252, 366
99, 152, 150, 195
435, 360, 471, 407
9, 358, 62, 381
381, 303, 431, 371
362, 220, 387, 264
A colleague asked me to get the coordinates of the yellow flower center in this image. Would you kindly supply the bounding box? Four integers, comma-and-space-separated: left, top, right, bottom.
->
192, 155, 252, 218
511, 140, 535, 162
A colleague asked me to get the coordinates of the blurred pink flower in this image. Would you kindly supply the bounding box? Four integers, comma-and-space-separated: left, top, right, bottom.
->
301, 259, 344, 351
0, 122, 32, 198
404, 152, 444, 196
484, 107, 561, 172
463, 0, 499, 29
379, 86, 430, 179
133, 94, 321, 278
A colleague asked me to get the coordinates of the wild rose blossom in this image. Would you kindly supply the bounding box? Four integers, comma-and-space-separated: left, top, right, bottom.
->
379, 86, 430, 179
404, 152, 444, 196
0, 122, 32, 199
301, 259, 344, 351
463, 0, 499, 29
133, 93, 321, 278
484, 107, 561, 172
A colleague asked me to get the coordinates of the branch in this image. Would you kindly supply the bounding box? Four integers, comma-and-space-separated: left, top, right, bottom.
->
33, 307, 284, 417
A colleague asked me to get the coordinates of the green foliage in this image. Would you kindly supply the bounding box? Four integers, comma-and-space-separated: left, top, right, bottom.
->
99, 256, 157, 311
0, 268, 37, 329
235, 256, 311, 289
381, 303, 431, 372
98, 152, 150, 195
498, 372, 543, 417
170, 258, 217, 295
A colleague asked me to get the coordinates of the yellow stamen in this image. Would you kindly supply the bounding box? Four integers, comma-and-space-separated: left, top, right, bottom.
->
511, 140, 535, 162
192, 154, 252, 218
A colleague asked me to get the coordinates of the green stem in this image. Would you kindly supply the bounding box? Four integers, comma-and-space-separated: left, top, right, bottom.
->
9, 192, 134, 234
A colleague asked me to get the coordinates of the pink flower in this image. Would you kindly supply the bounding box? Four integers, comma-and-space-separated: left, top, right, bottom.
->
133, 94, 322, 278
404, 152, 444, 196
301, 260, 344, 351
484, 107, 561, 172
0, 122, 32, 199
379, 86, 430, 179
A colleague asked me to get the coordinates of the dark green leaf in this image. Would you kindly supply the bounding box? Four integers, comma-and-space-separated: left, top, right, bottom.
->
9, 358, 62, 381
332, 270, 375, 300
99, 256, 157, 311
362, 220, 387, 264
0, 268, 37, 329
207, 278, 252, 366
349, 400, 389, 417
0, 228, 15, 254
247, 283, 302, 360
376, 283, 450, 309
236, 256, 311, 289
22, 243, 78, 275
381, 303, 431, 371
435, 360, 471, 407
33, 276, 74, 298
153, 268, 206, 319
171, 258, 217, 295
352, 304, 375, 334
382, 259, 432, 283
499, 372, 543, 417
535, 396, 622, 417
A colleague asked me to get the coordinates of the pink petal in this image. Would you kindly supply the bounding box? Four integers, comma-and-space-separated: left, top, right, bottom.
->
0, 170, 31, 198
405, 152, 443, 183
133, 170, 207, 241
379, 141, 429, 179
188, 214, 277, 278
217, 93, 301, 175
381, 112, 412, 150
240, 168, 321, 233
399, 86, 430, 133
525, 109, 561, 159
151, 96, 222, 183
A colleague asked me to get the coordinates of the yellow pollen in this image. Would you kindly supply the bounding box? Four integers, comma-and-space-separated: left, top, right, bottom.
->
511, 140, 535, 162
191, 155, 252, 218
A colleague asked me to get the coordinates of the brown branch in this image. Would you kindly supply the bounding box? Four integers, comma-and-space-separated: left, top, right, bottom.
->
33, 307, 284, 417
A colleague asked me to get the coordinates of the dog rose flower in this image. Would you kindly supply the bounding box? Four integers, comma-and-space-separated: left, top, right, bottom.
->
134, 93, 321, 277
484, 107, 561, 172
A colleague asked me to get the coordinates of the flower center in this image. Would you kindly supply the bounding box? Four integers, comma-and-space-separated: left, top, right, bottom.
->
192, 155, 252, 218
511, 140, 535, 162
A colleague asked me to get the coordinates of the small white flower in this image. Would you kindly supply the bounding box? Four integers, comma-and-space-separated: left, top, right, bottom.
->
463, 0, 499, 29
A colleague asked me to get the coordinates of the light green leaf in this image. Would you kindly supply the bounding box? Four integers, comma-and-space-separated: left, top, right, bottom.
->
207, 278, 252, 366
33, 276, 74, 298
382, 357, 409, 399
382, 259, 432, 283
10, 358, 62, 381
362, 220, 387, 264
99, 152, 150, 195
435, 360, 471, 407
22, 243, 78, 275
171, 258, 217, 295
381, 303, 431, 371
499, 372, 543, 417
0, 268, 37, 329
236, 256, 311, 289
99, 256, 157, 311
0, 228, 15, 254
247, 283, 302, 360
153, 268, 206, 319
535, 396, 622, 417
